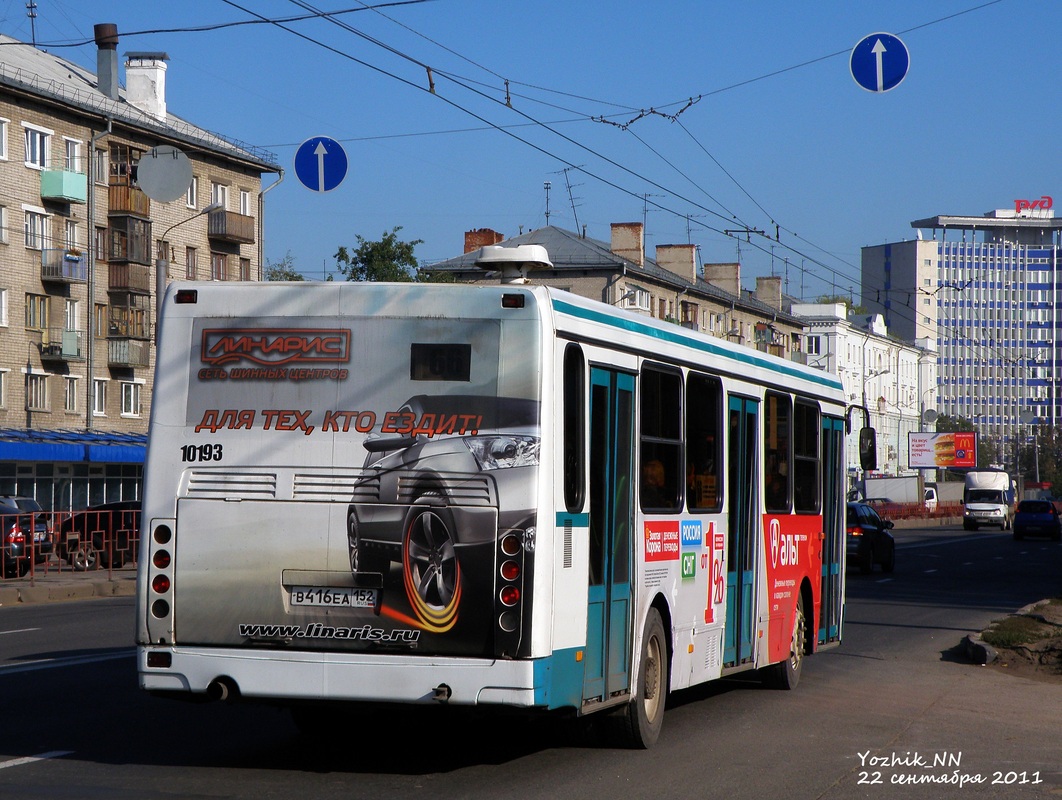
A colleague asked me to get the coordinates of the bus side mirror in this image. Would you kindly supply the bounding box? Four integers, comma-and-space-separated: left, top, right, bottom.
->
859, 427, 877, 472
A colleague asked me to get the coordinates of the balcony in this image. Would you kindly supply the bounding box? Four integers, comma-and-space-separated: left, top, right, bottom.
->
41, 170, 87, 204
109, 297, 152, 340
207, 209, 255, 244
108, 263, 151, 294
108, 184, 150, 217
41, 249, 87, 283
40, 328, 84, 362
108, 339, 150, 368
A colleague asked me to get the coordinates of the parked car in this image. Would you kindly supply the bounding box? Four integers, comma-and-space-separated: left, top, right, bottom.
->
846, 501, 896, 574
0, 501, 52, 578
56, 500, 141, 570
1012, 500, 1062, 542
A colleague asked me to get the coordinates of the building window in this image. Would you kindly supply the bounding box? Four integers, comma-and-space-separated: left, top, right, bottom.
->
0, 118, 7, 160
0, 289, 7, 326
93, 379, 106, 416
26, 373, 47, 411
64, 377, 78, 413
807, 336, 822, 355
93, 148, 107, 184
121, 382, 142, 417
239, 257, 250, 281
95, 226, 107, 261
186, 176, 198, 209
211, 182, 229, 209
0, 204, 6, 244
185, 246, 197, 279
0, 370, 6, 408
24, 208, 48, 249
95, 303, 107, 337
23, 124, 50, 169
65, 219, 78, 251
64, 138, 81, 172
211, 252, 227, 281
25, 293, 48, 330
239, 189, 251, 216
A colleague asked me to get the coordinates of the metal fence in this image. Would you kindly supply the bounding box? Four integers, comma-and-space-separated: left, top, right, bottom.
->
0, 509, 139, 581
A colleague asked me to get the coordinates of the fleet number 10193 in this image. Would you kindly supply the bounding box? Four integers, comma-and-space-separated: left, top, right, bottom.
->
180, 444, 224, 462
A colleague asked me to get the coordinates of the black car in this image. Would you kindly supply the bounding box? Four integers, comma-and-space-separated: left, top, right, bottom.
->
0, 501, 52, 578
57, 500, 141, 570
846, 501, 896, 574
1012, 500, 1062, 542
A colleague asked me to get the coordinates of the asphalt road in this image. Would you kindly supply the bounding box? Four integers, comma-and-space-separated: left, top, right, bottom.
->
0, 525, 1059, 799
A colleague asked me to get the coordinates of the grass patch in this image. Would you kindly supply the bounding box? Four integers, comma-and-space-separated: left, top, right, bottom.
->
982, 615, 1056, 649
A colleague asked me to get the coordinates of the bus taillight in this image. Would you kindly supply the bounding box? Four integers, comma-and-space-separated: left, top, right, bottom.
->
499, 585, 520, 606
153, 550, 171, 569
500, 560, 520, 581
152, 574, 170, 594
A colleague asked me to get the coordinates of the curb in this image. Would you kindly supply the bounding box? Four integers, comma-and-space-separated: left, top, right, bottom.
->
0, 574, 136, 606
963, 633, 998, 665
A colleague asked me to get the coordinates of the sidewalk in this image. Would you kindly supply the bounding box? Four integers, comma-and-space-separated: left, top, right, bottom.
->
0, 564, 136, 606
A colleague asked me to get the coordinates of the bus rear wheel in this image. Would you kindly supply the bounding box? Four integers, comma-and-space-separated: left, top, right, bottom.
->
768, 594, 805, 690
621, 607, 668, 749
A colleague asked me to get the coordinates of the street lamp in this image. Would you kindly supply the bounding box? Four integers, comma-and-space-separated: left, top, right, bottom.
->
155, 202, 223, 325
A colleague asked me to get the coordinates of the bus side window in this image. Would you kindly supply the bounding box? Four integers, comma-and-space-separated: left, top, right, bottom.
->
765, 392, 791, 513
686, 372, 722, 512
793, 400, 821, 513
563, 344, 585, 512
639, 365, 682, 512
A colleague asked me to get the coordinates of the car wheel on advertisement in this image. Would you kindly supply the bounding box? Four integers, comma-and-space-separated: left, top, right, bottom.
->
621, 607, 668, 749
402, 495, 461, 632
767, 594, 805, 690
346, 509, 386, 574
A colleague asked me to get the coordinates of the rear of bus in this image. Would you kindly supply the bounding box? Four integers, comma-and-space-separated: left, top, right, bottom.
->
137, 282, 549, 705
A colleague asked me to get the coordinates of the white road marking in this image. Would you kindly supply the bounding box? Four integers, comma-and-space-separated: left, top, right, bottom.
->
0, 628, 39, 636
0, 751, 74, 770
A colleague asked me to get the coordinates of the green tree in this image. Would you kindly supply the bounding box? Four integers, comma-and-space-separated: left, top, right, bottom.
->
334, 227, 423, 282
264, 251, 304, 281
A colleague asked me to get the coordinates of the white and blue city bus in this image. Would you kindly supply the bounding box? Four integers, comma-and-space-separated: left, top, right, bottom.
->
137, 246, 848, 748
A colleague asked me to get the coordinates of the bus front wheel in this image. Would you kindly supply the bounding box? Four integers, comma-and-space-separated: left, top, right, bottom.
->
621, 607, 668, 749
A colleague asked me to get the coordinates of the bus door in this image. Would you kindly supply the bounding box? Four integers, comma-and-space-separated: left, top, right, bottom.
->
818, 416, 845, 644
583, 367, 634, 703
724, 395, 758, 666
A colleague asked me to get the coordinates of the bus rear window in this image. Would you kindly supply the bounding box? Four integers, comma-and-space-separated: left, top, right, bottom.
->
410, 343, 471, 381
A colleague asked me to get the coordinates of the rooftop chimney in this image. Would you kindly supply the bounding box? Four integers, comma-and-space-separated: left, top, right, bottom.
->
94, 23, 119, 101
703, 262, 741, 297
464, 228, 504, 254
125, 51, 169, 121
655, 244, 697, 282
610, 222, 644, 266
754, 276, 783, 311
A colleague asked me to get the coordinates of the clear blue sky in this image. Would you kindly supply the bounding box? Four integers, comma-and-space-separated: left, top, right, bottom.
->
3, 0, 1057, 297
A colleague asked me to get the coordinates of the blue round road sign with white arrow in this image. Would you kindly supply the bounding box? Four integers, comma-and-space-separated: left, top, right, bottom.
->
294, 136, 348, 193
850, 32, 909, 93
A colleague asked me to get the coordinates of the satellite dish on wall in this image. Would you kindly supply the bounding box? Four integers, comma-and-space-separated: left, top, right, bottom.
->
922, 408, 938, 424
136, 145, 193, 202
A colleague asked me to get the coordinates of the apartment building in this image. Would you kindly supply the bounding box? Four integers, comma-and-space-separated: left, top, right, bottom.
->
0, 25, 278, 507
862, 202, 1062, 472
